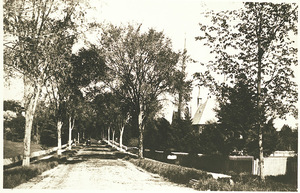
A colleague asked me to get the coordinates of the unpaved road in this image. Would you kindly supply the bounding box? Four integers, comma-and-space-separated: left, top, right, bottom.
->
15, 144, 198, 191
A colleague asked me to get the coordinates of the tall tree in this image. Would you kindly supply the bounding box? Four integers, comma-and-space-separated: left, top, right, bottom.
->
171, 45, 193, 120
3, 0, 85, 164
195, 2, 298, 179
98, 24, 179, 158
215, 74, 257, 155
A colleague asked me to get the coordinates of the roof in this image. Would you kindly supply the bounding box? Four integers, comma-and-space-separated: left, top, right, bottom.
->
192, 99, 208, 125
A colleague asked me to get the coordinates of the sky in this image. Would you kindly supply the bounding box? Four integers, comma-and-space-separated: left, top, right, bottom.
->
77, 0, 244, 123
3, 0, 299, 129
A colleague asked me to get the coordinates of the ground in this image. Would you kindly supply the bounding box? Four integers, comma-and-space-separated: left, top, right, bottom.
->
14, 144, 198, 191
4, 140, 43, 158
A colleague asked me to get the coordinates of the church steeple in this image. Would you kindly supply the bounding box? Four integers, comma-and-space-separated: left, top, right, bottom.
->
197, 86, 202, 107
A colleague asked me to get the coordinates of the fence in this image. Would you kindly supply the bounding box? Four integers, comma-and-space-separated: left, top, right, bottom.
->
253, 156, 298, 176
104, 139, 138, 157
3, 144, 68, 167
103, 140, 297, 177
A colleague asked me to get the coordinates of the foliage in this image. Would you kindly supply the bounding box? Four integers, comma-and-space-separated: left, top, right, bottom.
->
195, 2, 298, 119
3, 149, 78, 188
212, 74, 278, 157
70, 47, 106, 88
4, 100, 25, 141
97, 23, 179, 157
215, 74, 257, 154
190, 177, 231, 191
4, 116, 25, 141
144, 118, 175, 150
3, 161, 58, 188
191, 173, 297, 191
171, 118, 199, 153
4, 100, 23, 112
129, 158, 212, 184
3, 0, 88, 164
198, 122, 226, 155
277, 125, 298, 152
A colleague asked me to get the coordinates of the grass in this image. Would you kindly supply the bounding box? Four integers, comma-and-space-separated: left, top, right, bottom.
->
128, 157, 212, 184
129, 157, 298, 191
3, 160, 58, 188
3, 149, 78, 189
4, 140, 44, 158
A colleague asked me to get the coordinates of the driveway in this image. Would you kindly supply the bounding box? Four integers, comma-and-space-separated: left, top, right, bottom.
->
15, 144, 198, 191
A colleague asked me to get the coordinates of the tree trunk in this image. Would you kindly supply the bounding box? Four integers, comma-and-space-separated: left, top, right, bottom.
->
22, 77, 40, 166
112, 130, 115, 147
108, 127, 110, 142
57, 120, 63, 156
138, 109, 144, 158
257, 62, 264, 179
119, 126, 124, 150
68, 116, 73, 150
257, 11, 264, 180
77, 132, 80, 143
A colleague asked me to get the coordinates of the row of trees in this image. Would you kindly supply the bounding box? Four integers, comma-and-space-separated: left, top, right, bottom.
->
3, 1, 297, 182
3, 0, 101, 165
4, 0, 190, 164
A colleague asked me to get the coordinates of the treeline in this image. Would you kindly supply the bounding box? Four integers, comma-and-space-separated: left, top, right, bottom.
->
4, 98, 297, 158
143, 118, 297, 158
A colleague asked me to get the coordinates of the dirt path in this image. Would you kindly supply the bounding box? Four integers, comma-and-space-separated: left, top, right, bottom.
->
15, 144, 198, 191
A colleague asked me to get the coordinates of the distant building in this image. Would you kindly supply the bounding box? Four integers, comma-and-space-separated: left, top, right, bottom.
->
191, 87, 216, 133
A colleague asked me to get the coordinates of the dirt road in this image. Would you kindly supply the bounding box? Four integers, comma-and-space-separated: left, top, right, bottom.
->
15, 144, 198, 191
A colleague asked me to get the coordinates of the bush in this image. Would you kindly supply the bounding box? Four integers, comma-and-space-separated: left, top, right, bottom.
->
129, 157, 297, 191
191, 177, 231, 191
230, 173, 297, 191
129, 158, 212, 184
127, 138, 139, 147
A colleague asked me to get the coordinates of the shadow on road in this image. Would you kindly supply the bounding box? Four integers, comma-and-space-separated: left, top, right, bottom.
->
60, 143, 129, 165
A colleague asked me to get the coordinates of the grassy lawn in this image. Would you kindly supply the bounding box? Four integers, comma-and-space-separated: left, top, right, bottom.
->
3, 140, 44, 158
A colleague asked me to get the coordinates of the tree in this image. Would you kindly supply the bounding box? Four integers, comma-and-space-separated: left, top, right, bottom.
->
68, 47, 106, 147
3, 0, 87, 165
170, 46, 193, 120
195, 2, 298, 179
215, 74, 258, 155
97, 24, 179, 158
4, 100, 25, 141
144, 118, 175, 150
199, 122, 226, 155
277, 125, 298, 152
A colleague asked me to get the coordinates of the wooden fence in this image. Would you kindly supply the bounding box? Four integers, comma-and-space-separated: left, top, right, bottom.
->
3, 144, 68, 167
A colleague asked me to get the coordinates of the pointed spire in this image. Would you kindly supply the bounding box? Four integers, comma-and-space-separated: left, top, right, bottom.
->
197, 86, 202, 107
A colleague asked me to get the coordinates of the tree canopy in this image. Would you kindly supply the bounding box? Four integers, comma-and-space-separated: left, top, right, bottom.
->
194, 2, 298, 179
96, 23, 180, 157
195, 2, 298, 119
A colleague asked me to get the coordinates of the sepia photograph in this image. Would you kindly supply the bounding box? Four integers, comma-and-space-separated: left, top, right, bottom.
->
2, 0, 298, 191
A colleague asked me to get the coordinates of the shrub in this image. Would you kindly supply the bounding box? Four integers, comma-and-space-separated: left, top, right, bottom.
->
129, 158, 212, 184
191, 177, 231, 191
129, 157, 297, 191
230, 173, 297, 191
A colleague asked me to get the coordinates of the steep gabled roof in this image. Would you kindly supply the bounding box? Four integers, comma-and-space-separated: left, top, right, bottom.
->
192, 99, 208, 125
